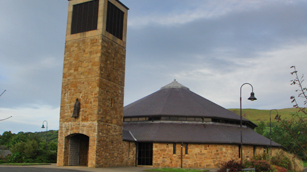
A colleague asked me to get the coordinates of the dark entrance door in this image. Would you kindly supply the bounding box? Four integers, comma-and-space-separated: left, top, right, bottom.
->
138, 142, 153, 165
68, 134, 89, 166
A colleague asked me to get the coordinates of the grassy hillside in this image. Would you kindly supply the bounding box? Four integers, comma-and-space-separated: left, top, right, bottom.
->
228, 108, 306, 125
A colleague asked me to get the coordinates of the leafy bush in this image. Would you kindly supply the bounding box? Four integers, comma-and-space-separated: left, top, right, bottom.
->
5, 152, 25, 163
35, 155, 49, 163
271, 151, 292, 170
243, 160, 253, 168
244, 160, 273, 172
272, 165, 288, 172
218, 160, 244, 172
252, 151, 270, 161
251, 160, 272, 172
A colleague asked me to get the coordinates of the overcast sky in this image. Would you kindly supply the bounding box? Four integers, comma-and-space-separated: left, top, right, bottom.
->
0, 0, 306, 134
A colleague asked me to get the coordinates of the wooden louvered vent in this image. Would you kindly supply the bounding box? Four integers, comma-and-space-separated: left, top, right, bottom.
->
106, 1, 124, 40
71, 0, 99, 34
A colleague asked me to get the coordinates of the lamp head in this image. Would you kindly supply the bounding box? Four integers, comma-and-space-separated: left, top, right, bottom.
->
41, 125, 45, 129
248, 92, 257, 101
275, 114, 280, 120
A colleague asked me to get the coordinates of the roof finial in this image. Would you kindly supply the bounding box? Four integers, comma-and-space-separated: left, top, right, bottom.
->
160, 80, 189, 90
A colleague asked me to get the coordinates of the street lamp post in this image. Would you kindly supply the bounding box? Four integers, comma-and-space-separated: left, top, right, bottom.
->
240, 83, 257, 164
269, 109, 278, 159
41, 120, 48, 131
0, 116, 12, 121
0, 90, 12, 121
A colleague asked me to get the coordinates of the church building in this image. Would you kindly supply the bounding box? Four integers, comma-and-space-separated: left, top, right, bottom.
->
57, 0, 283, 168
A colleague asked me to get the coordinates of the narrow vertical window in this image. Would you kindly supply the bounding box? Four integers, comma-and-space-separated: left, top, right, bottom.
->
71, 0, 99, 34
106, 1, 124, 39
173, 143, 176, 154
238, 145, 241, 158
253, 146, 256, 155
185, 144, 188, 154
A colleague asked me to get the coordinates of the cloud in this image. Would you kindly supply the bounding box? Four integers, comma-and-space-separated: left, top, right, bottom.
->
127, 0, 301, 28
124, 1, 307, 107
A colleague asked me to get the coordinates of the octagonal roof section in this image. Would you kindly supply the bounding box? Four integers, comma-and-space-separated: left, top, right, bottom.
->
124, 80, 250, 123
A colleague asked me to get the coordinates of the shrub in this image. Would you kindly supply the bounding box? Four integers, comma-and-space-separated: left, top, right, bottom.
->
272, 165, 288, 172
271, 151, 292, 170
244, 160, 272, 172
35, 155, 48, 163
252, 151, 270, 161
243, 160, 253, 168
218, 160, 244, 172
5, 152, 25, 163
252, 160, 272, 172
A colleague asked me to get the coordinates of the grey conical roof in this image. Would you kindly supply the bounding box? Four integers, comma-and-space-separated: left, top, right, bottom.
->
124, 80, 250, 122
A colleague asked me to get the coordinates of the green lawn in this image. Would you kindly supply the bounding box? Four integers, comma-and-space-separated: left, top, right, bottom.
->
0, 163, 50, 166
228, 108, 306, 124
304, 161, 307, 167
144, 168, 208, 172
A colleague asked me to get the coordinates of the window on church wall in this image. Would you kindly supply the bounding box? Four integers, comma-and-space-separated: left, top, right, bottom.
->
173, 143, 176, 154
178, 117, 187, 121
194, 117, 202, 121
187, 117, 194, 121
106, 1, 124, 40
138, 117, 145, 121
161, 117, 170, 120
71, 0, 99, 34
123, 118, 130, 122
203, 118, 212, 122
185, 144, 188, 154
131, 118, 138, 122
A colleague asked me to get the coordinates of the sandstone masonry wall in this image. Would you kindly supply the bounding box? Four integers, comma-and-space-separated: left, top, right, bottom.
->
152, 143, 282, 168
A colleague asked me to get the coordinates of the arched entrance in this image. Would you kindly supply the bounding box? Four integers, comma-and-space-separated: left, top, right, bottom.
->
65, 134, 89, 166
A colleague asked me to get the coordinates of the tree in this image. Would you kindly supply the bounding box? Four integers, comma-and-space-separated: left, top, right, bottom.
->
272, 114, 307, 159
270, 66, 307, 159
290, 66, 307, 114
255, 121, 266, 135
0, 131, 13, 146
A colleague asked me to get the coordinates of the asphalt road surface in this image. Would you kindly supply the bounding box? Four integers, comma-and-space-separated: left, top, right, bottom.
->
0, 167, 83, 172
0, 165, 151, 172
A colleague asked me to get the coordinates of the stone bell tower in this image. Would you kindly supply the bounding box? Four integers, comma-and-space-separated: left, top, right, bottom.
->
57, 0, 129, 167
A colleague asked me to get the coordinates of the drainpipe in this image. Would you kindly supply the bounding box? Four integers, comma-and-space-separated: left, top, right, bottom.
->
181, 142, 183, 168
